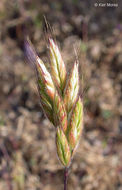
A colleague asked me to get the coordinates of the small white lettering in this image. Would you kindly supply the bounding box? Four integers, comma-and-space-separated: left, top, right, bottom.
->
94, 2, 118, 7
107, 3, 118, 7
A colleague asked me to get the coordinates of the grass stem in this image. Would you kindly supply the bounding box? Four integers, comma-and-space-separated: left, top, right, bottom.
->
64, 167, 68, 190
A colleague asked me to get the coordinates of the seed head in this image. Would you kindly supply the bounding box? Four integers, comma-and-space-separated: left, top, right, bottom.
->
25, 38, 83, 167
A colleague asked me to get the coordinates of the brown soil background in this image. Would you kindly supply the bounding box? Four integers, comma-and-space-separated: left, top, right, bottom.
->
0, 0, 122, 190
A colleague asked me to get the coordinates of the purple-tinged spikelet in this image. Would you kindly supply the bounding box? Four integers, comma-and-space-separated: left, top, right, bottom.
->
25, 39, 55, 123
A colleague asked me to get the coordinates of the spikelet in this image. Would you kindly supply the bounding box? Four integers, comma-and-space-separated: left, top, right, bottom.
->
53, 91, 67, 133
56, 127, 71, 166
67, 97, 83, 150
37, 59, 56, 123
64, 62, 79, 115
25, 39, 55, 123
36, 58, 55, 101
49, 38, 66, 92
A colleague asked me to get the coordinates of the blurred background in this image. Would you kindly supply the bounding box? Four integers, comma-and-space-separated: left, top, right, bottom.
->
0, 0, 122, 190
